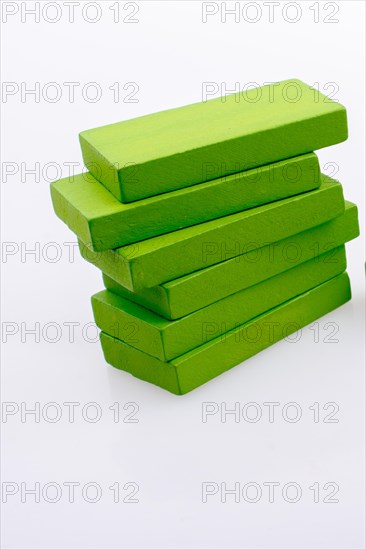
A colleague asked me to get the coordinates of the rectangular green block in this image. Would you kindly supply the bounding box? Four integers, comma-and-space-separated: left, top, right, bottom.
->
51, 153, 320, 252
79, 174, 345, 291
100, 273, 351, 394
103, 201, 359, 319
93, 247, 346, 361
79, 79, 347, 202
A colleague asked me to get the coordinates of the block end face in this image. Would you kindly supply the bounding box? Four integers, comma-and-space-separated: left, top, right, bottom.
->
50, 178, 93, 245
79, 134, 123, 201
100, 332, 182, 395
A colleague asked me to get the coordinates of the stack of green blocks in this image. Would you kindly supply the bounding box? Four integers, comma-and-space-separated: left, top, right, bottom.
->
51, 79, 359, 395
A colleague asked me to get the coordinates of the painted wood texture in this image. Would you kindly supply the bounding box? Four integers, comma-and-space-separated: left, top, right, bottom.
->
80, 79, 347, 202
102, 201, 358, 319
100, 273, 351, 394
51, 153, 320, 251
93, 247, 346, 361
79, 175, 345, 291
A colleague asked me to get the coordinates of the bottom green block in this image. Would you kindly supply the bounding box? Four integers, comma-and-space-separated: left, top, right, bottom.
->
100, 272, 351, 395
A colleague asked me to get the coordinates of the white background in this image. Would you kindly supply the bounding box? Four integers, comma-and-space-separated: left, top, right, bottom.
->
1, 1, 365, 549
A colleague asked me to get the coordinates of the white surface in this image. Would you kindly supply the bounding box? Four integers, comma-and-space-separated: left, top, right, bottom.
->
1, 1, 365, 549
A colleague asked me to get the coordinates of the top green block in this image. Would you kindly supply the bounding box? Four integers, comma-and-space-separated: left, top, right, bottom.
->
79, 79, 347, 202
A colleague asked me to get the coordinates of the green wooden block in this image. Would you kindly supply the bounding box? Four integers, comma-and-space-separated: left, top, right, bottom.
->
100, 272, 351, 394
79, 175, 345, 291
103, 201, 359, 319
51, 153, 320, 252
79, 79, 347, 202
93, 247, 346, 361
